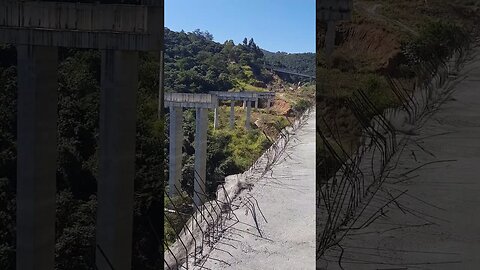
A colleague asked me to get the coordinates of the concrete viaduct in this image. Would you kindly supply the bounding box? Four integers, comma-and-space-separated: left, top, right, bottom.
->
0, 1, 163, 269
317, 0, 353, 65
165, 91, 275, 206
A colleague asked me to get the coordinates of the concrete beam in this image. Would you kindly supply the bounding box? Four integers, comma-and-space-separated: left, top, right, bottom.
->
245, 100, 252, 130
230, 101, 235, 129
194, 108, 208, 206
164, 93, 217, 109
256, 92, 276, 99
210, 91, 259, 101
96, 50, 138, 270
213, 106, 219, 130
0, 1, 163, 51
16, 44, 58, 270
169, 106, 183, 196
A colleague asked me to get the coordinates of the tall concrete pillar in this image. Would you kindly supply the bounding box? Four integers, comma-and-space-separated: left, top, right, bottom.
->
245, 100, 252, 130
169, 106, 183, 196
16, 45, 58, 270
255, 98, 259, 109
325, 20, 337, 66
243, 100, 247, 109
96, 50, 138, 270
230, 101, 235, 129
267, 99, 272, 109
194, 108, 208, 206
213, 101, 219, 129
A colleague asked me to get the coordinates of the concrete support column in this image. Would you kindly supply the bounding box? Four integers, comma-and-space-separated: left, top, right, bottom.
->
16, 45, 58, 270
243, 100, 247, 109
213, 101, 219, 129
194, 108, 208, 206
169, 106, 183, 196
267, 99, 272, 109
245, 100, 252, 130
96, 50, 138, 270
325, 20, 336, 67
255, 98, 259, 109
230, 101, 235, 129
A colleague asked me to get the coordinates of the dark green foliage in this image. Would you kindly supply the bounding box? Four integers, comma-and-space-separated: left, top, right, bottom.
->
55, 191, 97, 270
0, 46, 165, 269
0, 178, 15, 269
164, 28, 269, 93
402, 20, 470, 66
292, 99, 313, 114
263, 50, 316, 78
0, 48, 17, 270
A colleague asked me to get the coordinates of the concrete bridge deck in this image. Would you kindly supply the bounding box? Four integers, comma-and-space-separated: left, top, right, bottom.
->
321, 48, 480, 269
198, 109, 316, 269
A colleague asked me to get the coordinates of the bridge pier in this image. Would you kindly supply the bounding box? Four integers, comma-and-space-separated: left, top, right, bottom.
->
96, 50, 138, 270
210, 91, 276, 131
165, 93, 217, 206
16, 45, 58, 270
318, 0, 352, 67
169, 107, 183, 196
230, 101, 235, 129
245, 100, 252, 130
213, 100, 219, 129
194, 108, 208, 206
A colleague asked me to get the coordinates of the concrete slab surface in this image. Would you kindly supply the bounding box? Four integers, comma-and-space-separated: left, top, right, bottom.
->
198, 109, 316, 270
320, 48, 480, 270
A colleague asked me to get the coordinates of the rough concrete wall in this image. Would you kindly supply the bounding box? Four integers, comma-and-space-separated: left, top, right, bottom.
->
0, 1, 147, 32
211, 91, 275, 102
164, 93, 218, 109
0, 1, 162, 50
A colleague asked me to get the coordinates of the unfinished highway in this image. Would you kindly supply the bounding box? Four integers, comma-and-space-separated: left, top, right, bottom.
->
321, 47, 480, 270
198, 109, 316, 269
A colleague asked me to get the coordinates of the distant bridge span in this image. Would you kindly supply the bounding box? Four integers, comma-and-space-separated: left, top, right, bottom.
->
265, 65, 315, 79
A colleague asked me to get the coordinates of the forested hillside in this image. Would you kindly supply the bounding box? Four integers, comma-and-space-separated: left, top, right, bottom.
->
0, 28, 314, 269
164, 28, 272, 93
263, 50, 315, 77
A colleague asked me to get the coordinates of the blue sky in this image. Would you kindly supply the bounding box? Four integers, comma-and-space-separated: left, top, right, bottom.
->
165, 0, 315, 53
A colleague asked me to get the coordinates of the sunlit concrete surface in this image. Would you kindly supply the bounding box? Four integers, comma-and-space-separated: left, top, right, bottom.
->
199, 109, 316, 269
322, 48, 480, 270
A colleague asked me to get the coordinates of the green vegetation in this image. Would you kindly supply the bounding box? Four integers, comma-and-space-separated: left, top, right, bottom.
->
164, 29, 270, 94
263, 50, 316, 78
0, 46, 164, 269
402, 20, 470, 67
